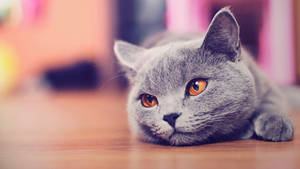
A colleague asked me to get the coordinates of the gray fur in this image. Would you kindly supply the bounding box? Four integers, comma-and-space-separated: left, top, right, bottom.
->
114, 8, 294, 146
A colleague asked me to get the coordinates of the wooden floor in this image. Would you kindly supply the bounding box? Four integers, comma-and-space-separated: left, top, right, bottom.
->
0, 88, 300, 169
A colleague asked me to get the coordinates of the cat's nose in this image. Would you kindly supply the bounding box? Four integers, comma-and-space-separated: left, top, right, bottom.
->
163, 113, 181, 128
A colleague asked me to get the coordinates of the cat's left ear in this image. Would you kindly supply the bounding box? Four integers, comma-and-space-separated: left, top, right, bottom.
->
114, 40, 146, 80
114, 40, 146, 69
201, 7, 241, 62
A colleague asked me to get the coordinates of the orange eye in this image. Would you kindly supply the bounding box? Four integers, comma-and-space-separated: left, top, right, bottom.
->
141, 94, 158, 108
188, 79, 207, 96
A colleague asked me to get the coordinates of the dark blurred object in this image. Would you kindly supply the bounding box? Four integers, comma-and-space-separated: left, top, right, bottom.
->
116, 0, 166, 44
115, 0, 166, 89
43, 60, 101, 90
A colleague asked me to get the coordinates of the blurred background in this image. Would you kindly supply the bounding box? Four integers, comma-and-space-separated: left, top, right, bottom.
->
1, 1, 300, 168
0, 0, 299, 96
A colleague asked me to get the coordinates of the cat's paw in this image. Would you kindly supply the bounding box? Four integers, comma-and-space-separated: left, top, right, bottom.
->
254, 113, 294, 141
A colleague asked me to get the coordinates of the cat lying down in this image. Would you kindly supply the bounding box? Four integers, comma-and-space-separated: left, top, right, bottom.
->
114, 7, 294, 146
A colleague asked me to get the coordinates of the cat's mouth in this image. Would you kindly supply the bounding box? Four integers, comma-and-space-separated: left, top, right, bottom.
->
140, 124, 200, 145
168, 130, 179, 140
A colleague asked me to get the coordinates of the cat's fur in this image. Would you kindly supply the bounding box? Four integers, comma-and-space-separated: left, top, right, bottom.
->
114, 8, 294, 146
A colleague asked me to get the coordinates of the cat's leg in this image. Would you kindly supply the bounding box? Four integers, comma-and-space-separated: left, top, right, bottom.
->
253, 90, 294, 141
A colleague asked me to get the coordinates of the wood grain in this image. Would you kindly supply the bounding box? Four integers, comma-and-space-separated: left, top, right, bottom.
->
0, 89, 299, 169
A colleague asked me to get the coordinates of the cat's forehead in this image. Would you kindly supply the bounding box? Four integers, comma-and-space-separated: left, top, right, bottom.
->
140, 40, 201, 69
136, 41, 215, 95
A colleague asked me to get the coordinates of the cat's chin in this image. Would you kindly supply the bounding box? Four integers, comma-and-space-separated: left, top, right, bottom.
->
167, 131, 199, 146
139, 124, 207, 146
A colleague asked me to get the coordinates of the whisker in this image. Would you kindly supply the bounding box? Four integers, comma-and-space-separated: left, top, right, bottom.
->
98, 72, 127, 90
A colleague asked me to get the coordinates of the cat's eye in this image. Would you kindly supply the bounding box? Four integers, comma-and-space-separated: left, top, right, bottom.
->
187, 79, 207, 96
141, 94, 158, 108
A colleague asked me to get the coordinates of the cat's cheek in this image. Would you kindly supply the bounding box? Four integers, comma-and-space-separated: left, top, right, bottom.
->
153, 121, 174, 140
175, 116, 202, 133
135, 121, 174, 142
130, 101, 157, 124
128, 115, 159, 144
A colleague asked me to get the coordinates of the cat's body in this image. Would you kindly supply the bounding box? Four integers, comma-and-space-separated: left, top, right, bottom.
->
114, 8, 294, 146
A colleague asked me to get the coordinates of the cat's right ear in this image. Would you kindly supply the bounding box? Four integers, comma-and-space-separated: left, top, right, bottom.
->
114, 40, 146, 79
201, 7, 241, 62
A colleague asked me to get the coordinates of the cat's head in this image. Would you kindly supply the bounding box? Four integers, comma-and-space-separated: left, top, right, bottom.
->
114, 8, 257, 145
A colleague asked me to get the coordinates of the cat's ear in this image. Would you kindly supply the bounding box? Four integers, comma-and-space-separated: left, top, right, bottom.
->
201, 7, 240, 62
114, 40, 146, 69
114, 40, 146, 79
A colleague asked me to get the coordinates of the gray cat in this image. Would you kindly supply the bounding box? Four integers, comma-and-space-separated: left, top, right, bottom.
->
114, 7, 294, 146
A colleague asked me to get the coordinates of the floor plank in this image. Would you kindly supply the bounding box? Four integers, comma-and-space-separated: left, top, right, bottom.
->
0, 89, 299, 169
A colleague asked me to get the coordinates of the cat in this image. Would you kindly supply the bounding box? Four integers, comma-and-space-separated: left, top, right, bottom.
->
113, 7, 294, 146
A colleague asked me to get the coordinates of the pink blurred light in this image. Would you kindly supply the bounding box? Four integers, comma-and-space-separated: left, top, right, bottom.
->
166, 0, 209, 33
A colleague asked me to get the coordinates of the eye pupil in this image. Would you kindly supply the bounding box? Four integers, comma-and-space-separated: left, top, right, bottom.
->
146, 95, 153, 103
193, 82, 199, 91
